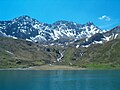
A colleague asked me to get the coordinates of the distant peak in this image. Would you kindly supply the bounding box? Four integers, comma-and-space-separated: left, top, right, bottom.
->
12, 15, 36, 22
86, 22, 94, 26
17, 15, 31, 19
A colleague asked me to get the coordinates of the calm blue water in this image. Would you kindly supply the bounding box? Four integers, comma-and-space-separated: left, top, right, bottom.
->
0, 70, 120, 90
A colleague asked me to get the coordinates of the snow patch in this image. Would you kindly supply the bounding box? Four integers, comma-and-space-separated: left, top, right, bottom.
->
114, 34, 118, 39
76, 45, 79, 48
6, 50, 14, 55
57, 51, 64, 61
81, 44, 90, 48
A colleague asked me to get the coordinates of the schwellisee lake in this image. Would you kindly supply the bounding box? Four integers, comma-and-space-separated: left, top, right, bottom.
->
0, 70, 120, 90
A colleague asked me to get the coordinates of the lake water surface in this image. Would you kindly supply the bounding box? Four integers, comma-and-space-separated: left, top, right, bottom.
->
0, 70, 120, 90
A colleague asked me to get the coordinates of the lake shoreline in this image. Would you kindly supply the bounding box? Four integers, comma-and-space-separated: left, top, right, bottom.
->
0, 65, 86, 70
0, 65, 119, 70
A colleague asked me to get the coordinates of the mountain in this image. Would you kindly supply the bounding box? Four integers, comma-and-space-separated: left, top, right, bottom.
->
0, 15, 120, 69
78, 25, 120, 47
104, 25, 120, 40
0, 15, 102, 44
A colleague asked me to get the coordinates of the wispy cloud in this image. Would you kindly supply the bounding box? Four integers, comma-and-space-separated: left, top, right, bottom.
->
98, 15, 111, 21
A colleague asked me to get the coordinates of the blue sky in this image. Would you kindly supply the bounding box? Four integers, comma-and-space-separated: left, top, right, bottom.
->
0, 0, 120, 30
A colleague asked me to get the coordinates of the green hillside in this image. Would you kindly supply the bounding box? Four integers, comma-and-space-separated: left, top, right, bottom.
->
0, 37, 59, 68
62, 39, 120, 69
0, 37, 120, 69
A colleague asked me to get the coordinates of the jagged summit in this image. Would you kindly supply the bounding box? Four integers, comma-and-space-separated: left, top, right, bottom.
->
15, 15, 31, 19
86, 22, 94, 26
12, 15, 41, 23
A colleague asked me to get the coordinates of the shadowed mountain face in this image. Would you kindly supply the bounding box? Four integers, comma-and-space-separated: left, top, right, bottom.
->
104, 25, 120, 38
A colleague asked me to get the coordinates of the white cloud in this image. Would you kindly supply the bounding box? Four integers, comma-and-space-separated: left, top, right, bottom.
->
98, 15, 111, 21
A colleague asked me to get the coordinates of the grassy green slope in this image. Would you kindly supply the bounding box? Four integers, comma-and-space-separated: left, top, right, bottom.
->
0, 37, 58, 68
62, 39, 120, 69
0, 37, 120, 69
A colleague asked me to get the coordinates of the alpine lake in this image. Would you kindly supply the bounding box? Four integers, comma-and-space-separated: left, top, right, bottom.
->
0, 70, 120, 90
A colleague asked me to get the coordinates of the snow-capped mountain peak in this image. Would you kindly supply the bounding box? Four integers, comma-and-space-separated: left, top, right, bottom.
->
0, 15, 103, 44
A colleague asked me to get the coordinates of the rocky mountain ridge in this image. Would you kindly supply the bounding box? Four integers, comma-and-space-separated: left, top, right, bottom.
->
0, 15, 104, 46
